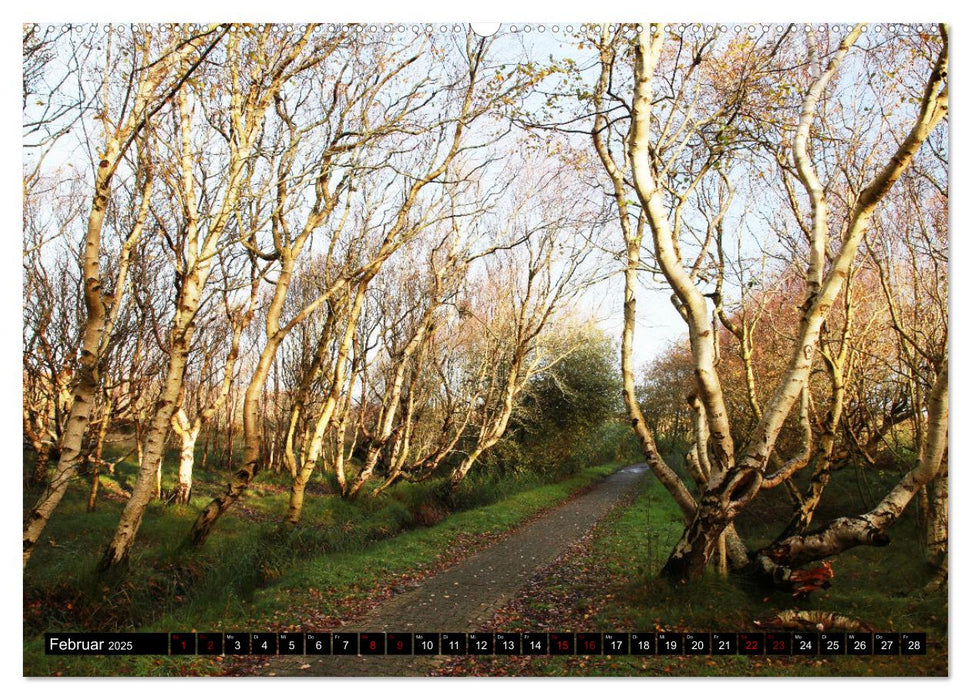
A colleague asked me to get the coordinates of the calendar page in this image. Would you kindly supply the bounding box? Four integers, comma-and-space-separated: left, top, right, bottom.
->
22, 13, 948, 682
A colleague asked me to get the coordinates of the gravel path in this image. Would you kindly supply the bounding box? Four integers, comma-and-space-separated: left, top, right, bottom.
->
268, 464, 647, 676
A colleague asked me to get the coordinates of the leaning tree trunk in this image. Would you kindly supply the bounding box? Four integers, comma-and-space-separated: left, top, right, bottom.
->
189, 256, 315, 545
100, 53, 279, 567
282, 309, 335, 480
758, 360, 946, 579
781, 285, 853, 538
86, 396, 113, 512
291, 281, 367, 518
23, 156, 114, 568
98, 270, 204, 570
347, 317, 432, 498
590, 32, 699, 523
190, 328, 286, 546
22, 26, 223, 569
447, 357, 523, 488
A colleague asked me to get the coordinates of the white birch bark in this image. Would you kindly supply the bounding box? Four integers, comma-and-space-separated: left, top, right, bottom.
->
23, 26, 225, 568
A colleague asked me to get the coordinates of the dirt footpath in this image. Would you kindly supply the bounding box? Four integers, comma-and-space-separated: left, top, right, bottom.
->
268, 464, 647, 676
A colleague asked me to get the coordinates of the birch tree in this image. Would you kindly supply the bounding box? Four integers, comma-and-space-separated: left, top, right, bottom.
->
190, 29, 532, 542
584, 24, 947, 583
24, 25, 227, 568
97, 26, 318, 570
169, 258, 260, 504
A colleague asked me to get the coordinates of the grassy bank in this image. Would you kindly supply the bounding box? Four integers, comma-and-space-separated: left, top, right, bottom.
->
24, 460, 624, 676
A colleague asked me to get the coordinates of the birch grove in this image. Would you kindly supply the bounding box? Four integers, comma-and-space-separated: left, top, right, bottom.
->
23, 23, 947, 595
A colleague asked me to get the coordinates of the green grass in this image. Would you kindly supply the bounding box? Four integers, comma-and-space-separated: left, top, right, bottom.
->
25, 450, 946, 678
23, 457, 623, 676
475, 467, 947, 677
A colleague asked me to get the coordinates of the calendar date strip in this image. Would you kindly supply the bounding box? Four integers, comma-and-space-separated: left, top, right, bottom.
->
45, 631, 927, 656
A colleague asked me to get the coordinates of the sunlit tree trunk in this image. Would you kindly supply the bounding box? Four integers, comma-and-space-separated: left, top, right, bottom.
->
23, 400, 54, 486
170, 412, 200, 505
22, 27, 222, 567
591, 32, 698, 521
101, 279, 203, 567
924, 455, 947, 589
98, 29, 306, 568
289, 281, 367, 520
